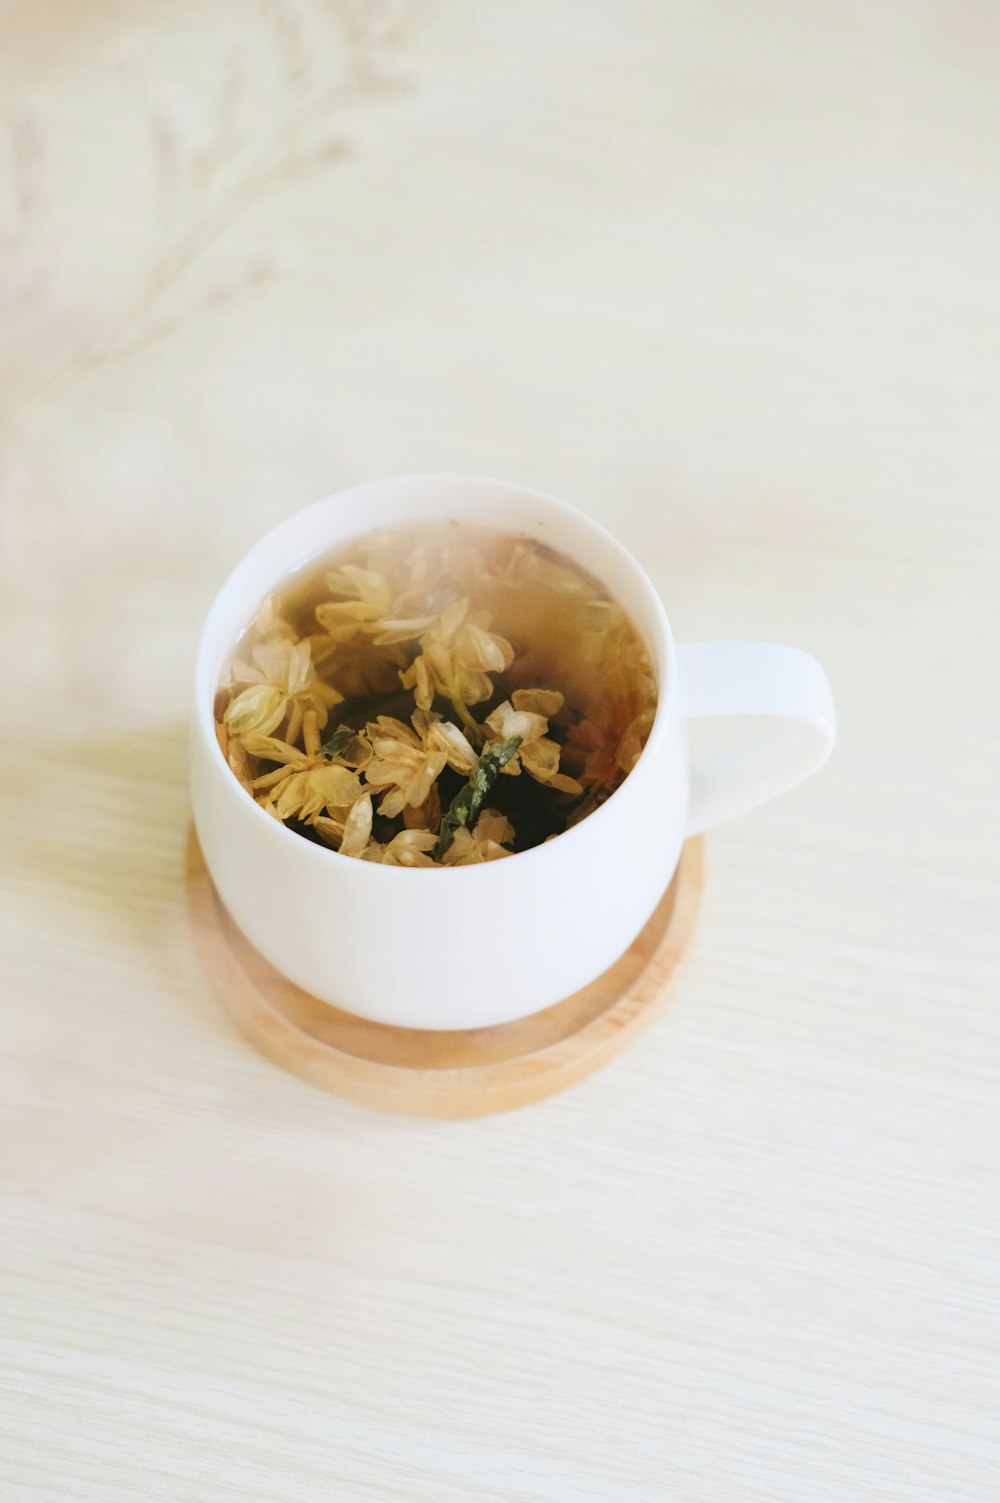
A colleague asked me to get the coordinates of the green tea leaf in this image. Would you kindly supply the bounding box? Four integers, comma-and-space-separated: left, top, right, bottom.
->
318, 725, 355, 759
434, 735, 522, 858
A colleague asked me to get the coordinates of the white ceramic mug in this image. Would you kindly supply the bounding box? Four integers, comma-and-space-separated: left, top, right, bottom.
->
192, 475, 835, 1029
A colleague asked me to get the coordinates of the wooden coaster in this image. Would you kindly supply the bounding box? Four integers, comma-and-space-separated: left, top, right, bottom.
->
186, 832, 704, 1117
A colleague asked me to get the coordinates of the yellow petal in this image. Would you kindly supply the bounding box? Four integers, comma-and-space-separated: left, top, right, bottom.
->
305, 631, 340, 667
384, 829, 437, 867
312, 681, 344, 710
252, 638, 296, 689
311, 814, 346, 848
253, 595, 297, 641
273, 771, 311, 820
515, 550, 588, 595
225, 683, 286, 738
460, 622, 508, 674
475, 808, 515, 845
456, 668, 496, 706
403, 749, 447, 809
284, 700, 303, 747
242, 734, 305, 764
521, 736, 562, 783
312, 764, 363, 811
403, 782, 442, 830
323, 564, 393, 614
512, 687, 564, 718
367, 715, 419, 747
338, 792, 373, 858
616, 709, 655, 774
227, 740, 255, 792
474, 841, 512, 863
372, 615, 437, 645
442, 830, 512, 865
314, 600, 382, 642
425, 718, 477, 773
252, 764, 298, 792
547, 771, 585, 796
377, 788, 406, 819
485, 702, 547, 743
436, 597, 470, 639
440, 827, 475, 865
288, 639, 314, 695
401, 653, 435, 709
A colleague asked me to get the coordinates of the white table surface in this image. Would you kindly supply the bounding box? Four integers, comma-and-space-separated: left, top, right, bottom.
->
2, 2, 998, 1499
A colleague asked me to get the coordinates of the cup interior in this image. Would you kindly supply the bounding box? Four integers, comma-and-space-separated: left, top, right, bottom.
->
196, 474, 673, 770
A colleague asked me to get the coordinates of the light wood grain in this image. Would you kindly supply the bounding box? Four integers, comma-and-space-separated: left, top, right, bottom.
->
1, 1, 999, 1499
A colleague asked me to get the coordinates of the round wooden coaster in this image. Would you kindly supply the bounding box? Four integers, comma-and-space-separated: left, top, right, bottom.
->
186, 832, 704, 1117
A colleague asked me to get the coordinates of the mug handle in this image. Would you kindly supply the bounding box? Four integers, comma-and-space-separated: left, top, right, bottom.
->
677, 641, 836, 835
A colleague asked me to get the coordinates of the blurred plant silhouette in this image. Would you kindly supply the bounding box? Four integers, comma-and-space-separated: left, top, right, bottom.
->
0, 0, 426, 422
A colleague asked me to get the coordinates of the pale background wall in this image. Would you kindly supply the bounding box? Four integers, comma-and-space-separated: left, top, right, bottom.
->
1, 2, 998, 1499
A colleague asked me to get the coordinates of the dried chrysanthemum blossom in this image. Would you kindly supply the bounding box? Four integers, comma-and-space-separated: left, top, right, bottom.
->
562, 632, 657, 789
254, 595, 298, 641
615, 707, 656, 775
363, 715, 463, 818
306, 633, 407, 696
485, 690, 583, 795
440, 809, 515, 865
410, 709, 479, 774
402, 781, 442, 831
577, 601, 631, 664
246, 709, 365, 823
215, 717, 255, 793
255, 757, 363, 823
312, 789, 374, 858
498, 541, 591, 597
314, 564, 394, 642
396, 527, 493, 606
563, 697, 654, 789
400, 597, 513, 719
363, 711, 477, 818
225, 636, 341, 744
362, 828, 438, 867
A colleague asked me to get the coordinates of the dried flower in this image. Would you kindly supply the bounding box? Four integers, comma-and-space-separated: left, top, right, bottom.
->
499, 541, 590, 596
315, 565, 395, 642
245, 709, 365, 823
312, 789, 374, 857
363, 715, 447, 818
362, 829, 438, 867
226, 636, 342, 744
363, 711, 475, 818
402, 780, 442, 831
254, 755, 362, 823
485, 690, 582, 795
401, 597, 513, 718
411, 709, 478, 774
563, 637, 656, 789
255, 595, 298, 641
440, 809, 515, 865
307, 633, 406, 696
215, 718, 255, 793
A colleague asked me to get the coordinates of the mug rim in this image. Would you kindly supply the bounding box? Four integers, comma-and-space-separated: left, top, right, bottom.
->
194, 473, 676, 879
